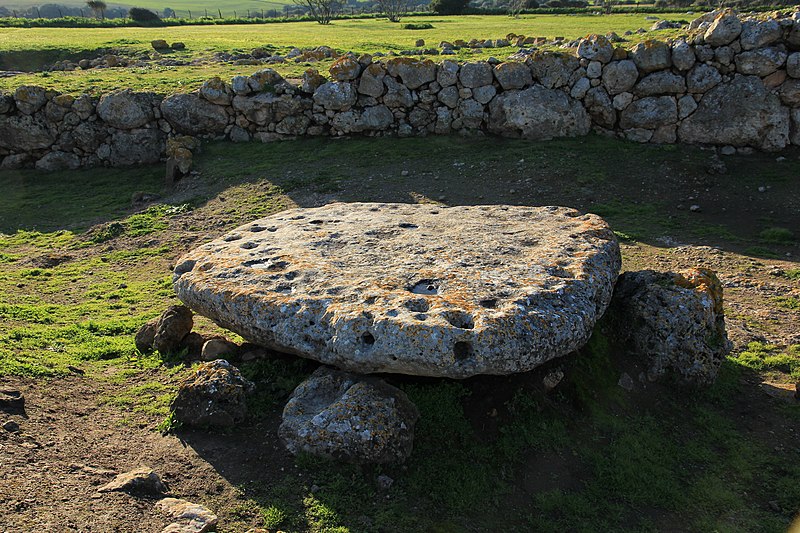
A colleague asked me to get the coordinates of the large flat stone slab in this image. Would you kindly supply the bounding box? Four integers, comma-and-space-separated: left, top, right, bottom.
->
173, 203, 620, 378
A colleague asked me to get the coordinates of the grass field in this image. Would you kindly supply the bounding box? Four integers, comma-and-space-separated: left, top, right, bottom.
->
3, 0, 297, 15
0, 14, 686, 93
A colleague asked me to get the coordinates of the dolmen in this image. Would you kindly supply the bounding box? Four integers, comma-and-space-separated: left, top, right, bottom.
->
170, 203, 622, 462
173, 203, 622, 379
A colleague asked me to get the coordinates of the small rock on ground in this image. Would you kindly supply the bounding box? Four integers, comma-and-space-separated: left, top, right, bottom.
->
171, 359, 254, 427
97, 467, 168, 496
156, 497, 218, 533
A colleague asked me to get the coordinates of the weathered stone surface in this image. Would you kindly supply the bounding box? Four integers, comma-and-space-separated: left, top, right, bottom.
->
153, 305, 193, 355
780, 79, 800, 107
437, 85, 459, 108
584, 86, 616, 128
686, 64, 722, 93
156, 498, 218, 533
576, 34, 613, 64
382, 77, 413, 109
739, 19, 782, 51
473, 84, 496, 105
161, 93, 228, 135
788, 53, 800, 79
634, 71, 686, 96
0, 114, 55, 150
791, 108, 800, 145
601, 60, 639, 95
630, 40, 671, 73
201, 338, 238, 361
96, 89, 157, 129
313, 82, 357, 111
13, 85, 47, 115
358, 105, 393, 130
437, 60, 459, 87
357, 63, 386, 97
526, 52, 579, 89
0, 94, 14, 115
386, 58, 436, 89
35, 151, 80, 171
671, 40, 696, 71
135, 319, 159, 353
330, 56, 361, 81
199, 77, 232, 105
488, 85, 589, 139
679, 75, 790, 151
171, 359, 254, 427
459, 62, 494, 88
109, 128, 164, 166
248, 69, 291, 93
703, 10, 742, 46
619, 96, 676, 130
735, 47, 787, 77
173, 203, 620, 378
279, 366, 419, 463
609, 268, 732, 386
98, 467, 167, 495
493, 62, 532, 90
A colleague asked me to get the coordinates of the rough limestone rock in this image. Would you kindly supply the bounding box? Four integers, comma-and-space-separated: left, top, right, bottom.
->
96, 89, 157, 129
630, 40, 671, 73
739, 19, 782, 51
584, 87, 616, 129
156, 498, 218, 533
0, 94, 14, 115
153, 305, 193, 355
301, 69, 326, 94
199, 77, 232, 106
671, 40, 696, 71
703, 10, 742, 46
386, 58, 436, 90
780, 79, 800, 107
330, 56, 362, 82
200, 338, 238, 361
576, 34, 613, 64
787, 53, 800, 79
109, 128, 164, 166
171, 359, 254, 427
601, 60, 639, 95
526, 52, 579, 89
489, 85, 589, 139
437, 60, 459, 87
98, 468, 167, 496
608, 268, 732, 386
35, 151, 80, 171
161, 93, 229, 135
313, 82, 357, 111
686, 63, 722, 93
459, 62, 494, 88
0, 114, 55, 151
734, 47, 787, 77
357, 63, 386, 97
493, 62, 532, 90
634, 71, 686, 96
173, 203, 621, 378
279, 366, 419, 463
678, 75, 790, 151
135, 319, 159, 353
13, 85, 47, 115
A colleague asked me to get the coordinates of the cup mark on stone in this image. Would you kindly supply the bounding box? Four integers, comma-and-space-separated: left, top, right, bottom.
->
290, 215, 306, 220
284, 271, 297, 280
224, 233, 242, 242
410, 279, 439, 295
405, 298, 430, 313
267, 226, 278, 232
309, 219, 324, 225
240, 242, 258, 250
273, 283, 293, 294
361, 332, 376, 347
453, 341, 474, 360
398, 222, 418, 229
364, 296, 377, 305
414, 313, 428, 321
242, 258, 288, 270
249, 225, 266, 232
386, 309, 399, 317
479, 298, 497, 309
198, 262, 213, 272
442, 310, 474, 329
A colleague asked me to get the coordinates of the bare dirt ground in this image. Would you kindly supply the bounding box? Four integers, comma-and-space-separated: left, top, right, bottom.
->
1, 136, 799, 532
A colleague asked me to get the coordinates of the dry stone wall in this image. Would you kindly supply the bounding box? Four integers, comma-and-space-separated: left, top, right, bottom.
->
2, 9, 800, 171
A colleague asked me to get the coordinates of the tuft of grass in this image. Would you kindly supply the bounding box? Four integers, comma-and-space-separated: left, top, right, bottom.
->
730, 342, 800, 380
403, 22, 434, 30
759, 227, 794, 244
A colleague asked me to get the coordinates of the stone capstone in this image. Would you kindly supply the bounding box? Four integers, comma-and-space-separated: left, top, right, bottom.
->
678, 75, 790, 151
173, 203, 621, 378
171, 359, 254, 427
279, 366, 419, 463
488, 85, 590, 140
608, 268, 732, 386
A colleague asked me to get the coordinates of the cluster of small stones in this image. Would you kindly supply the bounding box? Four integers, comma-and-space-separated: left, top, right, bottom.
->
2, 8, 798, 171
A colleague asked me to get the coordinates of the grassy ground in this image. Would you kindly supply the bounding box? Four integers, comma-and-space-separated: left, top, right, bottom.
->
0, 13, 686, 93
1, 134, 799, 532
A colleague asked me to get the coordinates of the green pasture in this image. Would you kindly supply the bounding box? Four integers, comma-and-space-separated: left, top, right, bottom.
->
0, 13, 686, 93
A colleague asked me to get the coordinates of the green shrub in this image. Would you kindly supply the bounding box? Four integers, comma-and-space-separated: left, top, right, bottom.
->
403, 22, 434, 29
128, 7, 160, 22
759, 227, 794, 243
